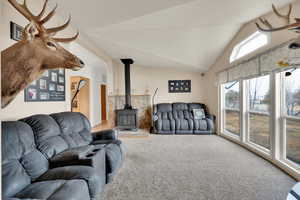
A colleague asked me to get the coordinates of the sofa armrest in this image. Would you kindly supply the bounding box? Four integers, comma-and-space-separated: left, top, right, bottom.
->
36, 165, 105, 199
206, 118, 215, 134
91, 139, 122, 146
92, 129, 118, 141
206, 114, 216, 121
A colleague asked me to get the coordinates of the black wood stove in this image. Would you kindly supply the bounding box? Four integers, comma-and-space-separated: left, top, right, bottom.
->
116, 58, 138, 131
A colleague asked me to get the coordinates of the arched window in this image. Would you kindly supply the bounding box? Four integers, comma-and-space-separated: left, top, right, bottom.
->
230, 31, 269, 63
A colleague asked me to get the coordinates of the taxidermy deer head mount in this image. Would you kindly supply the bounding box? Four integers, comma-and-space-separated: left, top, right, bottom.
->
1, 0, 85, 108
256, 4, 300, 49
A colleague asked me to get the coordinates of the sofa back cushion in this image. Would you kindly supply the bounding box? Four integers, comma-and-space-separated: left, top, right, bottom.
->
155, 104, 175, 131
172, 103, 191, 119
2, 121, 49, 197
50, 112, 92, 148
20, 115, 69, 159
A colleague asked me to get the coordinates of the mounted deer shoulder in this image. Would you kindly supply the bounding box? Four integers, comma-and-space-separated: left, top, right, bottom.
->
1, 0, 85, 108
256, 4, 300, 49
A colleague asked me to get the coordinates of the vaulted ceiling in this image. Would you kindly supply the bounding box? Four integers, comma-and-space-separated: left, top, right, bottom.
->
55, 0, 295, 71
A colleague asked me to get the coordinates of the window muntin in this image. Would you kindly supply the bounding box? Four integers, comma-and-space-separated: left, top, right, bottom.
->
224, 81, 240, 136
247, 75, 271, 150
230, 31, 268, 63
283, 68, 300, 166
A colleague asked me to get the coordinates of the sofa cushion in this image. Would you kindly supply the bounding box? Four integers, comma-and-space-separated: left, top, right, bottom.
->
173, 103, 188, 111
2, 121, 49, 198
172, 103, 193, 131
20, 115, 69, 159
155, 104, 175, 134
156, 103, 172, 112
51, 112, 93, 148
15, 180, 89, 200
37, 165, 104, 199
194, 119, 208, 131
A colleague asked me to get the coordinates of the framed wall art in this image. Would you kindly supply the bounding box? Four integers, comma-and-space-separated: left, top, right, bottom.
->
168, 80, 191, 93
24, 69, 66, 102
10, 21, 23, 41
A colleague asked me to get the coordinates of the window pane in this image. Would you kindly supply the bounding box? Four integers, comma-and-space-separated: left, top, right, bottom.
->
249, 113, 270, 149
230, 31, 268, 63
284, 68, 300, 165
248, 75, 270, 149
285, 69, 300, 117
224, 81, 240, 136
225, 110, 240, 135
286, 118, 300, 165
225, 81, 240, 109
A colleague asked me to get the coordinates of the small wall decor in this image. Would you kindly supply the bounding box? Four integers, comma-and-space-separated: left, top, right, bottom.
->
168, 80, 191, 93
24, 69, 65, 102
10, 21, 23, 41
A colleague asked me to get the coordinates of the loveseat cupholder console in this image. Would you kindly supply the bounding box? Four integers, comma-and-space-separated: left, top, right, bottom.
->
50, 147, 105, 168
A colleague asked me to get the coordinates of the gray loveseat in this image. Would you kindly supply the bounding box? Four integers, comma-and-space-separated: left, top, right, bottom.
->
2, 112, 123, 200
153, 103, 215, 135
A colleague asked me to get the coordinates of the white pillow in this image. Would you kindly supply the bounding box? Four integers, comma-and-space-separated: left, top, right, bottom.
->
193, 109, 205, 119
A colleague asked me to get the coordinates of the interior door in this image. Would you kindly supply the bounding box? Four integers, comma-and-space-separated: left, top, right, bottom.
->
101, 84, 107, 121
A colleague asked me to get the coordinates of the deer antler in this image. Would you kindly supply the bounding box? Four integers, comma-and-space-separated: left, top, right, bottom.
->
8, 0, 79, 42
53, 31, 79, 43
256, 4, 300, 32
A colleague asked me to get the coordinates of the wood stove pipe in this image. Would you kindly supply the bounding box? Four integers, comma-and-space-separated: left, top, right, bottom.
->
121, 58, 134, 109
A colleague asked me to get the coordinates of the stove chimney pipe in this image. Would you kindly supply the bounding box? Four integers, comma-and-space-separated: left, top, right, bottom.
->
121, 58, 134, 109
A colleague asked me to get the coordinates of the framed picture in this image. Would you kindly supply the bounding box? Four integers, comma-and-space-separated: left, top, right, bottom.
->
10, 21, 23, 41
168, 80, 191, 93
39, 79, 47, 90
51, 72, 58, 82
24, 69, 65, 102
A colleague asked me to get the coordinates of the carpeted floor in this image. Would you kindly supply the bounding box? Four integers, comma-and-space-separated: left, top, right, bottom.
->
102, 135, 296, 200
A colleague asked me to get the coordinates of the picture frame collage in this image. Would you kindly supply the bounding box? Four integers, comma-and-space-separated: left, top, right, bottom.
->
168, 80, 191, 93
25, 69, 66, 102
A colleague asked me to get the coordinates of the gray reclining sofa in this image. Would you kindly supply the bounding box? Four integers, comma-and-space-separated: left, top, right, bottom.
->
153, 103, 215, 134
2, 112, 123, 200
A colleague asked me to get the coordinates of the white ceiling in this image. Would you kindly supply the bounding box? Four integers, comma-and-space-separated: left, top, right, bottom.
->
55, 0, 295, 71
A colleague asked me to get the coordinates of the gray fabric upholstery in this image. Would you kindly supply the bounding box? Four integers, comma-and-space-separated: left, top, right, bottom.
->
153, 103, 215, 134
50, 112, 93, 148
2, 122, 49, 198
37, 166, 104, 199
93, 129, 118, 140
51, 112, 123, 184
1, 121, 92, 200
20, 115, 69, 159
96, 143, 124, 183
15, 180, 89, 200
173, 103, 194, 134
21, 112, 123, 184
188, 103, 215, 134
3, 112, 123, 199
153, 103, 176, 134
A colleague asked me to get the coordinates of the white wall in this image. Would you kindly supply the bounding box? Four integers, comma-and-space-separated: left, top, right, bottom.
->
0, 0, 111, 126
113, 61, 206, 105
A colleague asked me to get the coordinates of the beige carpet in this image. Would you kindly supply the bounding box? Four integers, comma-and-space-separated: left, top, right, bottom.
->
102, 135, 296, 200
